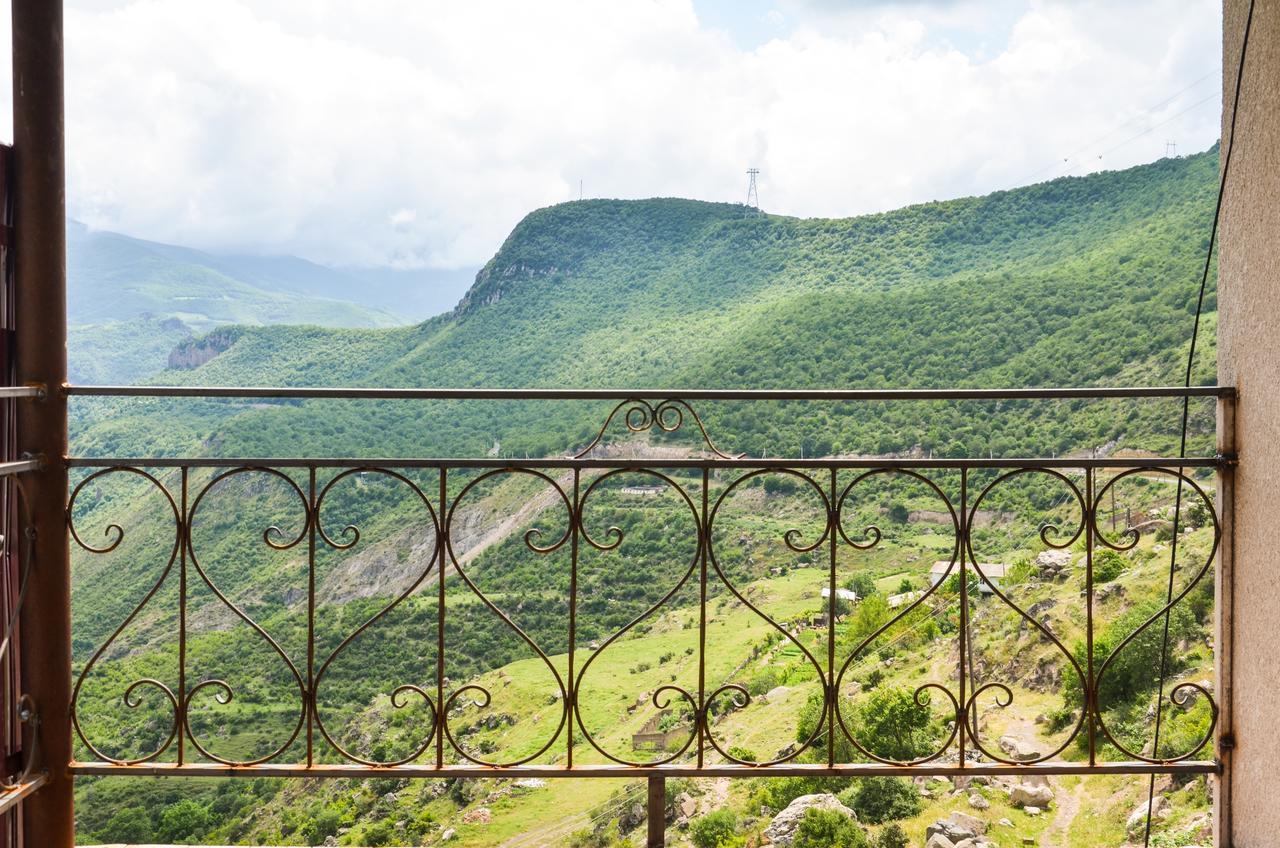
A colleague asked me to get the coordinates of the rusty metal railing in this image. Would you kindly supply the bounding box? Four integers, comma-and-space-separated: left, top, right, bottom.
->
63, 386, 1232, 787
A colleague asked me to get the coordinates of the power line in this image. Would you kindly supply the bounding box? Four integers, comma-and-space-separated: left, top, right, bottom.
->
1020, 69, 1220, 184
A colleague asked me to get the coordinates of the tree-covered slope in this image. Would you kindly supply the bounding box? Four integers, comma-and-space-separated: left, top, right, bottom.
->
73, 148, 1219, 461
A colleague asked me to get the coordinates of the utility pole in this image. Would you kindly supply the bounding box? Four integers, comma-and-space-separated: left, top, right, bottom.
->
745, 168, 760, 209
1165, 140, 1178, 158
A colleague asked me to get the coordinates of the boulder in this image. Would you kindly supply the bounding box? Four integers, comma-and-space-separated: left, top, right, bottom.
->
968, 793, 990, 810
1010, 782, 1054, 808
1024, 805, 1042, 816
765, 685, 791, 703
1036, 549, 1072, 570
927, 811, 985, 844
440, 829, 457, 842
764, 793, 857, 847
1126, 796, 1172, 837
948, 812, 987, 835
999, 735, 1042, 762
925, 835, 957, 848
461, 807, 491, 825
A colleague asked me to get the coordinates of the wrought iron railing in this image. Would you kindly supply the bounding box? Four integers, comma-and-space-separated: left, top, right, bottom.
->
64, 385, 1232, 783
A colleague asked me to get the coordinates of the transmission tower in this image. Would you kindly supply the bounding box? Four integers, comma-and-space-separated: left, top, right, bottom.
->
1164, 140, 1178, 158
746, 168, 760, 209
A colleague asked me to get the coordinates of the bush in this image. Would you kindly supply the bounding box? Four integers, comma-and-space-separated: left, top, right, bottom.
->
877, 823, 909, 848
792, 808, 868, 848
301, 808, 343, 845
1094, 549, 1127, 583
691, 809, 739, 848
839, 778, 923, 824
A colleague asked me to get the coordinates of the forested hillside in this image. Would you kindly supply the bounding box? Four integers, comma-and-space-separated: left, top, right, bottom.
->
69, 148, 1223, 847
71, 147, 1219, 464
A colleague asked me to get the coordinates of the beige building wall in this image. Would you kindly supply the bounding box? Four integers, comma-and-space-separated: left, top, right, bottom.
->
1218, 1, 1280, 845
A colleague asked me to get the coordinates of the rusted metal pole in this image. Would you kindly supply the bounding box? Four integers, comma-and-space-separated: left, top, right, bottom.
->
1214, 392, 1237, 847
11, 0, 72, 845
647, 775, 665, 847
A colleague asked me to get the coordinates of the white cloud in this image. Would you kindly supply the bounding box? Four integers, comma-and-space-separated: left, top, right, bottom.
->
3, 0, 1224, 268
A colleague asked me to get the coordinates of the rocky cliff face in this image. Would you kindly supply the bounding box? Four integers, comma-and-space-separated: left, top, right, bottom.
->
167, 326, 243, 370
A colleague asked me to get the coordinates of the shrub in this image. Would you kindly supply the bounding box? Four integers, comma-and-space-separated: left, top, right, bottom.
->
876, 823, 909, 848
839, 778, 923, 824
691, 809, 738, 848
792, 808, 868, 848
1094, 549, 1127, 583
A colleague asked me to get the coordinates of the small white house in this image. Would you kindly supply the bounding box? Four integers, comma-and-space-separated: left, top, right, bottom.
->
887, 589, 924, 609
820, 586, 859, 603
930, 560, 1007, 594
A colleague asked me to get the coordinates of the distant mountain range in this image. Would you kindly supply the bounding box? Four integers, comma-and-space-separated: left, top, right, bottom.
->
66, 220, 477, 382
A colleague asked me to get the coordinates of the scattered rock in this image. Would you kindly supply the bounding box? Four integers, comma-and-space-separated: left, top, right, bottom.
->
461, 807, 491, 825
764, 793, 858, 847
968, 793, 990, 810
927, 811, 985, 844
1126, 796, 1171, 837
925, 834, 957, 848
1035, 549, 1073, 580
513, 777, 546, 790
1010, 782, 1054, 808
1024, 805, 1042, 816
999, 735, 1042, 762
765, 685, 791, 703
440, 828, 457, 841
998, 818, 1014, 828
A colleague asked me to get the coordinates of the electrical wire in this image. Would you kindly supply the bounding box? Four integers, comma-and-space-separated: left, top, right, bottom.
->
1020, 68, 1220, 185
1143, 2, 1255, 845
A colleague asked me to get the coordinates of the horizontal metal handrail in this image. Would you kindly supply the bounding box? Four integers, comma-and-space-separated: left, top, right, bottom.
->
69, 455, 1227, 469
65, 384, 1235, 401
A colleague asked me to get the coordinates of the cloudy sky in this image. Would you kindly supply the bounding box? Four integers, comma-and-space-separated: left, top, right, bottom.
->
3, 0, 1223, 269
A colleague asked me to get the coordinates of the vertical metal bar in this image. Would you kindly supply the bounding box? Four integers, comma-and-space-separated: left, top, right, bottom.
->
647, 775, 665, 848
826, 467, 837, 768
12, 0, 71, 843
177, 468, 188, 765
436, 468, 447, 770
957, 467, 967, 768
1085, 467, 1096, 766
305, 467, 316, 767
696, 468, 708, 769
1215, 392, 1237, 847
566, 468, 579, 769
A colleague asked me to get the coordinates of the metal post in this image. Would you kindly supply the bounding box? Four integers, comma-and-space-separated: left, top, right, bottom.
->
647, 775, 665, 847
1214, 392, 1237, 847
11, 0, 71, 846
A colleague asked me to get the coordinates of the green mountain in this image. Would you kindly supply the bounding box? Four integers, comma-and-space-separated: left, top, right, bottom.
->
73, 147, 1218, 462
66, 222, 477, 383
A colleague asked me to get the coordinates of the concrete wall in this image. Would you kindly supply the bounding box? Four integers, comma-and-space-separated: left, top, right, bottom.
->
1218, 1, 1280, 845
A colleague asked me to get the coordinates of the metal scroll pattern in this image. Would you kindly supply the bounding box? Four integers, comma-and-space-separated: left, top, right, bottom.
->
68, 425, 1220, 771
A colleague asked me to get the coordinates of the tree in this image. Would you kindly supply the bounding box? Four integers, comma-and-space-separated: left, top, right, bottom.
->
792, 808, 869, 848
99, 806, 153, 844
158, 799, 211, 844
691, 809, 738, 848
841, 778, 922, 824
854, 686, 936, 762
